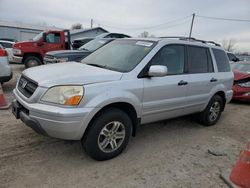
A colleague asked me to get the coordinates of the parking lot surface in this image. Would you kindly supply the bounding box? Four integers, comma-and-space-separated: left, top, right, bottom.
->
0, 64, 250, 188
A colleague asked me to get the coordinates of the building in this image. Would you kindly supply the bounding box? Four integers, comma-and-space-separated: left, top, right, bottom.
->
0, 20, 62, 42
0, 20, 109, 42
70, 27, 108, 40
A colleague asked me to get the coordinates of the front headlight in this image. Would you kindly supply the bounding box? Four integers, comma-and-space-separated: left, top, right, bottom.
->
239, 81, 250, 88
13, 48, 21, 55
41, 86, 84, 106
57, 57, 68, 62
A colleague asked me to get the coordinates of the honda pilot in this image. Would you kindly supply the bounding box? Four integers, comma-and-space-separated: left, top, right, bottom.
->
12, 37, 233, 160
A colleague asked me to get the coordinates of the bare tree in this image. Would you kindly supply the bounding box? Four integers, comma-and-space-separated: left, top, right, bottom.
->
71, 23, 83, 30
221, 39, 236, 52
138, 31, 155, 38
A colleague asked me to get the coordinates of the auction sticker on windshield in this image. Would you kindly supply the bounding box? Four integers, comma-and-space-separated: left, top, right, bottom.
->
136, 41, 153, 47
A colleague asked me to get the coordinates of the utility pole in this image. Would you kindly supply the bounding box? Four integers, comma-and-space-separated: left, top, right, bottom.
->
91, 19, 93, 28
189, 13, 195, 38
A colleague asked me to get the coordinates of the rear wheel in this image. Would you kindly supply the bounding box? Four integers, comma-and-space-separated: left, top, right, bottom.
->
83, 108, 132, 161
198, 95, 223, 126
24, 56, 42, 68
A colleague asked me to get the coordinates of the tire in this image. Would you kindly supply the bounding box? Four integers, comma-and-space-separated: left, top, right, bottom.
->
24, 56, 42, 68
83, 108, 132, 161
198, 95, 224, 126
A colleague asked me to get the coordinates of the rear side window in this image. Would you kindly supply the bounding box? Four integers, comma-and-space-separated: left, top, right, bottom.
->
213, 49, 230, 72
151, 45, 185, 75
187, 46, 213, 73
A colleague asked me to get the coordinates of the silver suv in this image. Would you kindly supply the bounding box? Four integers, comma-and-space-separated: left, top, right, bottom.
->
12, 37, 233, 160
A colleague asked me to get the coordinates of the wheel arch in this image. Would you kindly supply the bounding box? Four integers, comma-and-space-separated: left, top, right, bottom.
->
214, 91, 226, 111
22, 53, 43, 63
82, 102, 140, 141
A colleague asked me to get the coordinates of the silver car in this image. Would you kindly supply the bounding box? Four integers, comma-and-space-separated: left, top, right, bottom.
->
12, 38, 233, 160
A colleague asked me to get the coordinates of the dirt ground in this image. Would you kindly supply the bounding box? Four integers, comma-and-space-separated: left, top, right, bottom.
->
0, 64, 249, 188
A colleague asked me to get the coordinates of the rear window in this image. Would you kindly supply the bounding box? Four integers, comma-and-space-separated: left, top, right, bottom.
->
212, 49, 230, 72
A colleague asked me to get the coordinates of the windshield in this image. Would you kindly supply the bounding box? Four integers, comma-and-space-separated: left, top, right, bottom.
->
238, 55, 250, 62
81, 40, 155, 72
231, 63, 250, 73
79, 39, 110, 52
32, 32, 44, 41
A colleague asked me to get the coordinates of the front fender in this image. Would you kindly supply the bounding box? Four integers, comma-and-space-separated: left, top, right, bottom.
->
83, 90, 142, 118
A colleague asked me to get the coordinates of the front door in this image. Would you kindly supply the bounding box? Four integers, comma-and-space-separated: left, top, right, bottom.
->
142, 44, 189, 124
43, 32, 63, 54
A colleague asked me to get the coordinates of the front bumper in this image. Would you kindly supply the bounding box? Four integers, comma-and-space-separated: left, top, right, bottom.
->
12, 55, 23, 63
43, 56, 59, 64
233, 85, 250, 102
12, 89, 97, 140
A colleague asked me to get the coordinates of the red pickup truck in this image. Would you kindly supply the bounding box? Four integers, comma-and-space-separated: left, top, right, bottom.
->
12, 30, 71, 68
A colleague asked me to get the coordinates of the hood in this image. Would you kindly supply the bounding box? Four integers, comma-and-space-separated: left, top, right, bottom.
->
13, 41, 36, 49
233, 71, 250, 81
46, 49, 90, 58
22, 62, 123, 88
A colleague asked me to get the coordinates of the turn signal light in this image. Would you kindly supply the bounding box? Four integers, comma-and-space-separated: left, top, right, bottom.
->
64, 95, 82, 105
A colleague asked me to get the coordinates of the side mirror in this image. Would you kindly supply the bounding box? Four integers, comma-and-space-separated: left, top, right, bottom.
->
233, 57, 240, 62
148, 65, 168, 77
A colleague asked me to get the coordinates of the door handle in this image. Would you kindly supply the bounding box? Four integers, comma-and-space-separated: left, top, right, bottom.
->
178, 80, 188, 86
210, 78, 218, 82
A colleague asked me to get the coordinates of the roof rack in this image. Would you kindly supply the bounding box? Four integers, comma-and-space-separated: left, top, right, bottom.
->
159, 36, 221, 47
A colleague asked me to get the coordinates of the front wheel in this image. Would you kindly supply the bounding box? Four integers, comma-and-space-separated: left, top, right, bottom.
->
83, 108, 132, 161
198, 95, 224, 126
24, 56, 42, 68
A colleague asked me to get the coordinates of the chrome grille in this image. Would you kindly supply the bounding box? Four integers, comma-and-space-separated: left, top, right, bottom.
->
18, 76, 38, 98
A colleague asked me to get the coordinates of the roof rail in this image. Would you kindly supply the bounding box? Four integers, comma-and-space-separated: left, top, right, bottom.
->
159, 36, 221, 47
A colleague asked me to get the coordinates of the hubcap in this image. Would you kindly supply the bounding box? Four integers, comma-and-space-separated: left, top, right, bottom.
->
28, 60, 38, 67
209, 101, 220, 121
98, 121, 126, 153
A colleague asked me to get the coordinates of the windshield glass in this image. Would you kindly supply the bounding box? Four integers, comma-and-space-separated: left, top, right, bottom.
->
238, 55, 250, 62
231, 63, 250, 73
79, 39, 110, 52
81, 40, 155, 72
32, 32, 44, 41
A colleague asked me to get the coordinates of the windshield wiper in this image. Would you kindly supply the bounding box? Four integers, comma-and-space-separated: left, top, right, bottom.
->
79, 47, 89, 52
86, 63, 107, 69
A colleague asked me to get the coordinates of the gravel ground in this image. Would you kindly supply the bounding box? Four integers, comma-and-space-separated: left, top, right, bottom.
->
0, 64, 249, 188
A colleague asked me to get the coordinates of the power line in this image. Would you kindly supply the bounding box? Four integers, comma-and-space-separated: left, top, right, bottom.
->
96, 15, 192, 30
197, 15, 250, 22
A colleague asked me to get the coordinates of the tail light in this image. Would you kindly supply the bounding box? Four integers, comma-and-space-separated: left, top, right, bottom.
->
0, 49, 8, 57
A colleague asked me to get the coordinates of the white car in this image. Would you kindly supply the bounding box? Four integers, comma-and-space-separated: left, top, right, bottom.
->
0, 45, 12, 83
0, 40, 15, 62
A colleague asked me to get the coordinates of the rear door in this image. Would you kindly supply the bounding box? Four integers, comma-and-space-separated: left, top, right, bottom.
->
185, 45, 216, 113
142, 44, 189, 124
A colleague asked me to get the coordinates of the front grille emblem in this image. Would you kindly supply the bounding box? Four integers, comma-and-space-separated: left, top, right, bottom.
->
21, 80, 28, 89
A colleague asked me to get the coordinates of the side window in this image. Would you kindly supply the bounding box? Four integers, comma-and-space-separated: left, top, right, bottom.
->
151, 45, 185, 75
187, 46, 213, 73
46, 33, 61, 43
212, 49, 230, 72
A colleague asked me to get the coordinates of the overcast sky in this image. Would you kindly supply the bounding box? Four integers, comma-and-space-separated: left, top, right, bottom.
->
0, 0, 249, 52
